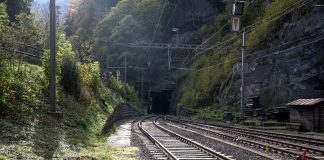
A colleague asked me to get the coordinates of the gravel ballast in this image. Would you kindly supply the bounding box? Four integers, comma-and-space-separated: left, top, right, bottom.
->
158, 120, 289, 160
130, 120, 153, 160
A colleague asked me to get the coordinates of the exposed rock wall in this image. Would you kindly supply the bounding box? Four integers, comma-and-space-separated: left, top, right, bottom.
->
169, 0, 223, 31
221, 7, 324, 107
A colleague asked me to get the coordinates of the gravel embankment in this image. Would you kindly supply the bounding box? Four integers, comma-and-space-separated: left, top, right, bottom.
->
130, 121, 153, 160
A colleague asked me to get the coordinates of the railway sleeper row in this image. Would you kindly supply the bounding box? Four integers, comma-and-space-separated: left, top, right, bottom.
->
195, 122, 324, 149
138, 117, 234, 160
166, 120, 323, 160
167, 117, 324, 146
182, 122, 324, 156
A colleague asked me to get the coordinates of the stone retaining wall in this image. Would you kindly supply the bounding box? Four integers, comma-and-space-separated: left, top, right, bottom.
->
102, 103, 144, 134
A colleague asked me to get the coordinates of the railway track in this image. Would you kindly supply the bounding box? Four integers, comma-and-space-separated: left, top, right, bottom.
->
166, 117, 324, 160
138, 116, 234, 160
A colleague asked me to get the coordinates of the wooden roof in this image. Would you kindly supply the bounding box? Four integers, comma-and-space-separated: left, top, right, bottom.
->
287, 98, 324, 106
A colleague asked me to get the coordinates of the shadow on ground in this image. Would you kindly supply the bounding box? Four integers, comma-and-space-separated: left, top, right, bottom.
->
32, 111, 62, 159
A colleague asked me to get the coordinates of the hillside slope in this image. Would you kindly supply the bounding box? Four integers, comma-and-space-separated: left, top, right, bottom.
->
176, 0, 324, 115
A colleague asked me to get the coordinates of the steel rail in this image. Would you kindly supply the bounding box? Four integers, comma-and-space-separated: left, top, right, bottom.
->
152, 117, 234, 160
180, 123, 322, 160
168, 117, 324, 146
167, 118, 323, 160
194, 123, 324, 154
138, 116, 177, 160
138, 116, 234, 160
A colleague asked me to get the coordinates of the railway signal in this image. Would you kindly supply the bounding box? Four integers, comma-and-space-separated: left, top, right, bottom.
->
231, 1, 245, 32
232, 17, 240, 32
231, 1, 246, 119
232, 1, 245, 16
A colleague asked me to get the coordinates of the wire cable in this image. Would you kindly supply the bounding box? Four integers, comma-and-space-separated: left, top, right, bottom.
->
145, 0, 167, 55
186, 0, 314, 64
194, 35, 324, 72
165, 0, 182, 30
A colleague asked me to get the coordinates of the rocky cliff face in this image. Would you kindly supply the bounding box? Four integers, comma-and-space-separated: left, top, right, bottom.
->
221, 7, 324, 107
169, 0, 224, 31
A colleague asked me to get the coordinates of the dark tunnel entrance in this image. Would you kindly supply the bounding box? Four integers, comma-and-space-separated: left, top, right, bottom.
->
151, 90, 173, 114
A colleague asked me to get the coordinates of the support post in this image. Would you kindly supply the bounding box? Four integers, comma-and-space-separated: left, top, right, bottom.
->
124, 55, 127, 84
50, 0, 57, 113
240, 30, 246, 119
141, 69, 144, 103
168, 44, 171, 70
49, 0, 63, 119
176, 31, 179, 47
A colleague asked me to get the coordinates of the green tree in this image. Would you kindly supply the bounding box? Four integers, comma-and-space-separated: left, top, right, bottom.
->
0, 0, 33, 22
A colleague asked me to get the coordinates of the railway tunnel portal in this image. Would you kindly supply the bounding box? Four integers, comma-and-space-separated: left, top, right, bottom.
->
149, 81, 176, 114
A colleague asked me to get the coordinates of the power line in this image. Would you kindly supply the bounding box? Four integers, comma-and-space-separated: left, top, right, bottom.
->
128, 66, 148, 70
17, 42, 45, 52
194, 35, 324, 72
217, 0, 314, 47
145, 0, 167, 56
195, 0, 255, 48
245, 0, 312, 31
165, 0, 181, 29
1, 42, 45, 52
182, 22, 231, 65
173, 34, 324, 72
187, 0, 314, 62
112, 42, 239, 50
107, 66, 148, 70
0, 46, 42, 59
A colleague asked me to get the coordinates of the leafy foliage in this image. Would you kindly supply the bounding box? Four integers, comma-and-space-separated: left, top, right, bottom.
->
107, 76, 142, 109
60, 49, 81, 98
0, 0, 33, 22
0, 3, 43, 118
92, 0, 169, 86
0, 155, 6, 160
0, 1, 142, 159
179, 55, 226, 108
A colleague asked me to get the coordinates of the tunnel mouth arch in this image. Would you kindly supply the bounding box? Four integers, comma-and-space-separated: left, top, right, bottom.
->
151, 90, 173, 114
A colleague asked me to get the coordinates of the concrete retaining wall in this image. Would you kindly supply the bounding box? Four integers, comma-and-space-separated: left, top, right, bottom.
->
102, 103, 144, 134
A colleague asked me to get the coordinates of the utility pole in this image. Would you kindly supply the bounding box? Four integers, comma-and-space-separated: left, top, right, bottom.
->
168, 44, 171, 70
172, 28, 179, 47
124, 55, 127, 84
50, 0, 56, 113
240, 30, 246, 119
49, 0, 62, 118
141, 69, 144, 103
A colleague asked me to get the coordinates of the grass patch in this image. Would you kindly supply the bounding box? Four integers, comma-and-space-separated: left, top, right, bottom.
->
79, 139, 138, 160
0, 59, 141, 159
190, 106, 225, 122
242, 119, 258, 126
0, 155, 7, 160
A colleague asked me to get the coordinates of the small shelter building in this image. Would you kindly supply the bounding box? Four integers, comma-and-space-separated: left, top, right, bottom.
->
287, 98, 324, 131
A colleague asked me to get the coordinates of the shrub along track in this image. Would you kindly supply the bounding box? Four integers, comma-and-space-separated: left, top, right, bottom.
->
166, 117, 324, 160
137, 116, 234, 160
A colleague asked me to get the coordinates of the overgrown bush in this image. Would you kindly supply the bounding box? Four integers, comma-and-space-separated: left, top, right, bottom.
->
107, 76, 141, 108
0, 63, 44, 119
60, 52, 81, 98
179, 55, 226, 108
242, 119, 257, 126
190, 106, 224, 122
246, 0, 299, 51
